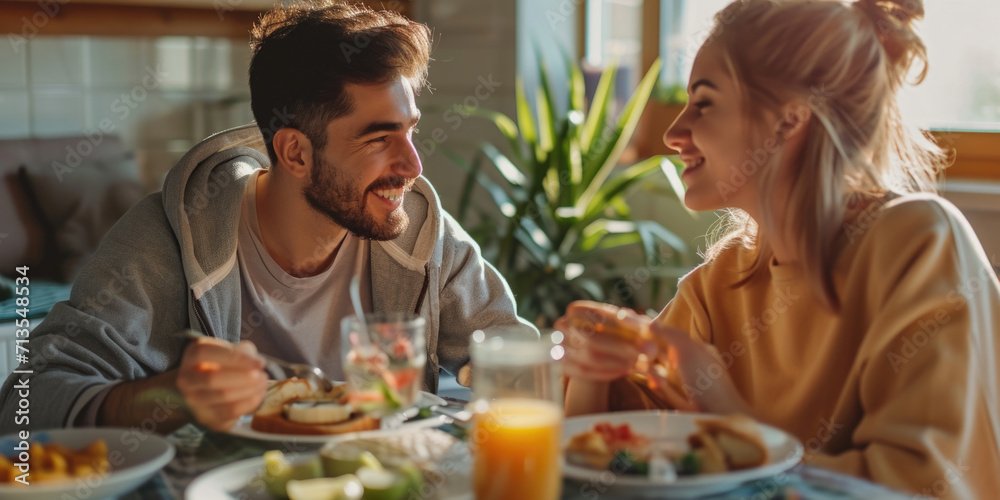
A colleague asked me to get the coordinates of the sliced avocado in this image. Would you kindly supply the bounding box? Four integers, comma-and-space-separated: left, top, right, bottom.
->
397, 461, 424, 497
262, 452, 323, 498
357, 451, 384, 472
286, 475, 364, 500
322, 443, 364, 478
357, 466, 408, 500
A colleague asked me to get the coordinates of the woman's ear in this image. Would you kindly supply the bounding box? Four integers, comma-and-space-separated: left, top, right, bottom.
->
776, 100, 813, 140
271, 128, 312, 179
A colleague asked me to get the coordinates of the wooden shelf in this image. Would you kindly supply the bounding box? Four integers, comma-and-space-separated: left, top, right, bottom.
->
0, 0, 413, 38
0, 1, 262, 38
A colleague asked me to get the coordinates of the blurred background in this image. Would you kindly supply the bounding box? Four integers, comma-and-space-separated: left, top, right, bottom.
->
0, 0, 998, 330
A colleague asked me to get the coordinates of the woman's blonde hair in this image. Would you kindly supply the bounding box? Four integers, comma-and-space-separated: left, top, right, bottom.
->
702, 0, 948, 310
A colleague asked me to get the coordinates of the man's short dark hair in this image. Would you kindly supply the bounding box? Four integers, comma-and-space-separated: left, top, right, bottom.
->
249, 0, 432, 164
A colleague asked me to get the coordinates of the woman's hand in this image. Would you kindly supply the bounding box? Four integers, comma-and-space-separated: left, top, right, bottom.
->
176, 337, 269, 431
647, 323, 754, 416
555, 301, 654, 382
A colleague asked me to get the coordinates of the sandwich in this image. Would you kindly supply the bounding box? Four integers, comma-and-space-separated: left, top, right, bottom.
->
688, 414, 770, 471
566, 300, 654, 345
250, 378, 380, 435
566, 300, 680, 389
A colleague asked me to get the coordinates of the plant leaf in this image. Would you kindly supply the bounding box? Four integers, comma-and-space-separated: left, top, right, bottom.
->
564, 46, 587, 115
441, 146, 517, 218
535, 56, 557, 156
516, 77, 538, 161
576, 59, 663, 215
583, 155, 663, 221
572, 278, 605, 301
455, 106, 524, 165
580, 65, 617, 153
481, 142, 527, 187
660, 156, 695, 216
635, 220, 689, 259
579, 219, 635, 251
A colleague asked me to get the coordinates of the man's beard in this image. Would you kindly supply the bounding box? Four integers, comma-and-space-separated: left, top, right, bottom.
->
302, 153, 410, 241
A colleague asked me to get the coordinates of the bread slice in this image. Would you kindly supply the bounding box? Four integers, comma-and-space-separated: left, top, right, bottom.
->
695, 414, 769, 470
687, 431, 728, 474
251, 413, 380, 435
251, 377, 365, 435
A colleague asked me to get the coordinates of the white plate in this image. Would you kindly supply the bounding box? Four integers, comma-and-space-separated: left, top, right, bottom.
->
227, 391, 449, 444
187, 428, 472, 500
0, 427, 175, 500
562, 411, 804, 498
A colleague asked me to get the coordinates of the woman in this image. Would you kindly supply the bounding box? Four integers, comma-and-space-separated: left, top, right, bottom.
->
557, 0, 1000, 497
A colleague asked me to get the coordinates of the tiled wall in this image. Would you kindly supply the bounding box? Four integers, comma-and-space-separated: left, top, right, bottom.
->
412, 0, 578, 213
410, 0, 518, 208
0, 36, 254, 190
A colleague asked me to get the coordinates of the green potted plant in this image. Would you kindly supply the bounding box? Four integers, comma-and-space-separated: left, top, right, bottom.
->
445, 57, 694, 326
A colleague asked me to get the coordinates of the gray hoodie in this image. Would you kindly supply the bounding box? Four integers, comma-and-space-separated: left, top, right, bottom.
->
0, 124, 533, 432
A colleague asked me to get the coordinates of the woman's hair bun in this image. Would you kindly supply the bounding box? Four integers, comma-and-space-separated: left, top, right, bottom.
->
855, 0, 928, 85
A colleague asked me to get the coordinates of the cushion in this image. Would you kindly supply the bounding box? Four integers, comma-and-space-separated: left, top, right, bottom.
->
0, 275, 13, 302
18, 157, 144, 283
0, 135, 131, 279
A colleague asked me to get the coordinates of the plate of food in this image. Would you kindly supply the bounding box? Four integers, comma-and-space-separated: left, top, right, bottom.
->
227, 378, 450, 444
187, 427, 472, 500
0, 427, 175, 500
563, 411, 803, 498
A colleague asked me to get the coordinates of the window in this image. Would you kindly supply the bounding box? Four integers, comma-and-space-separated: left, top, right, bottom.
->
899, 0, 1000, 132
585, 0, 644, 87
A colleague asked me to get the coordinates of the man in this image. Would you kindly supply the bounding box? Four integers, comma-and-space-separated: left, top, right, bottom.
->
0, 1, 532, 432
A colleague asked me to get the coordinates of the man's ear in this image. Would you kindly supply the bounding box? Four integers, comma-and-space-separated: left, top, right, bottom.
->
271, 128, 312, 179
776, 100, 812, 140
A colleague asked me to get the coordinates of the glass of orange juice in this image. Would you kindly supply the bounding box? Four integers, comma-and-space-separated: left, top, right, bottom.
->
469, 329, 564, 500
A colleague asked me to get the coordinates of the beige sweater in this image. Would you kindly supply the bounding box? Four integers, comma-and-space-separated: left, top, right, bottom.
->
624, 194, 1000, 498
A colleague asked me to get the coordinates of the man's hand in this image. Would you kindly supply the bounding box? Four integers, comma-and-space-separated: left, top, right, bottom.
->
176, 337, 268, 431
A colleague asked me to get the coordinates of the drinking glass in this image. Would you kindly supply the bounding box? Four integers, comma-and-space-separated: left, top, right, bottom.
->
469, 329, 564, 500
341, 313, 426, 416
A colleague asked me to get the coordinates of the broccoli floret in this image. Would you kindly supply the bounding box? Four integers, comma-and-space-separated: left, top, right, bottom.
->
676, 451, 700, 476
611, 450, 649, 475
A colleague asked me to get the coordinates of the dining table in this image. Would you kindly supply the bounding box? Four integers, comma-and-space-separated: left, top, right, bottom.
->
119, 398, 915, 500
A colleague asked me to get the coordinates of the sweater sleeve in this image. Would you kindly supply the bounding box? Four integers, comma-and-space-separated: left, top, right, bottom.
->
0, 194, 192, 432
806, 200, 1000, 499
434, 210, 537, 376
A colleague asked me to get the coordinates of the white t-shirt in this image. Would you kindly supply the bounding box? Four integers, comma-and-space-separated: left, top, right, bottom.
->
236, 170, 371, 380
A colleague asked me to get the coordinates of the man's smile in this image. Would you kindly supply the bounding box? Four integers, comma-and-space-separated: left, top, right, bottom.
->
373, 188, 405, 202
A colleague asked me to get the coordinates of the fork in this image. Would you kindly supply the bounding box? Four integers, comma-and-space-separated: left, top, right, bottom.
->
174, 330, 336, 392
